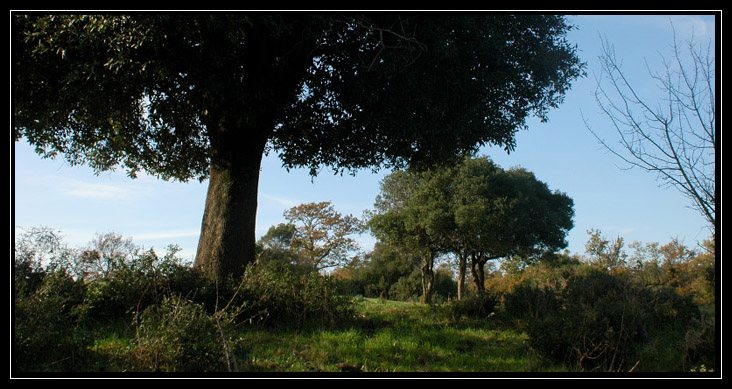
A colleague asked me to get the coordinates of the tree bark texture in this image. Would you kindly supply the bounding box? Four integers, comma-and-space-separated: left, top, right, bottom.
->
193, 118, 270, 281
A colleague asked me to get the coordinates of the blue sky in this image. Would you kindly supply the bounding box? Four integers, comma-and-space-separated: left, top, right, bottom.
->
12, 13, 716, 263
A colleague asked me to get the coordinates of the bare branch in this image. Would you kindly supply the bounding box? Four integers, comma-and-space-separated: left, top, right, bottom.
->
585, 26, 715, 231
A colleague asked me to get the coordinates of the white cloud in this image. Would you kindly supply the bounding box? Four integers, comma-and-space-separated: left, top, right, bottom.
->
47, 176, 152, 205
668, 15, 715, 40
574, 14, 715, 42
62, 181, 134, 200
132, 229, 200, 241
616, 227, 637, 235
259, 193, 298, 208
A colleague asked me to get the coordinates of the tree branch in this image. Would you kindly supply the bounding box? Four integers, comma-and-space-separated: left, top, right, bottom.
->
585, 28, 715, 230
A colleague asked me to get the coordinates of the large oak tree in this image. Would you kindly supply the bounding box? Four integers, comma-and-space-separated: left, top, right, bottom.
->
13, 14, 584, 282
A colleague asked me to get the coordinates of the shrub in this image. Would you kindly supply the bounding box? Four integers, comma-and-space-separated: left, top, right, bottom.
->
14, 269, 90, 371
681, 310, 716, 371
388, 270, 423, 302
502, 283, 562, 323
531, 269, 651, 371
503, 265, 702, 372
127, 295, 241, 372
82, 246, 211, 322
338, 242, 422, 300
445, 294, 498, 321
233, 262, 355, 328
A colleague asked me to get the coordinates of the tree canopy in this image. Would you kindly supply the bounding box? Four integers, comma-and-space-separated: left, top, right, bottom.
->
14, 14, 585, 281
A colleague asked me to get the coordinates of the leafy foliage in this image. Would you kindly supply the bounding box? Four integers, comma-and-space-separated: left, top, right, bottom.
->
274, 15, 586, 174
451, 157, 575, 260
14, 14, 584, 180
14, 269, 89, 371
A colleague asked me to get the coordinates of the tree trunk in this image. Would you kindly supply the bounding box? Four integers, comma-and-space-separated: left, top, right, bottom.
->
421, 250, 435, 304
470, 254, 487, 297
193, 120, 269, 282
457, 251, 467, 300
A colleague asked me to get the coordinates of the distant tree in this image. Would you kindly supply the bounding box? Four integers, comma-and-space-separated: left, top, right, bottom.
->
255, 223, 300, 268
585, 26, 716, 232
629, 235, 715, 306
78, 231, 139, 280
14, 14, 584, 282
451, 157, 575, 296
14, 226, 76, 277
406, 164, 465, 299
368, 156, 574, 300
340, 241, 422, 299
283, 201, 362, 272
258, 223, 297, 252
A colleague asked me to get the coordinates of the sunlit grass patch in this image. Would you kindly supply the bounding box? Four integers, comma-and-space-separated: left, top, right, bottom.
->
236, 298, 561, 373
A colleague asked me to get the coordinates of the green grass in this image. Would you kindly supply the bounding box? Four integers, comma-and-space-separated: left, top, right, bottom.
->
234, 298, 566, 373
36, 297, 567, 374
74, 296, 713, 375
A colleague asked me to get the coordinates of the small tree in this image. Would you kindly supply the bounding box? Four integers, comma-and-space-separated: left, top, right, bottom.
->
78, 231, 139, 280
584, 228, 628, 272
283, 201, 362, 272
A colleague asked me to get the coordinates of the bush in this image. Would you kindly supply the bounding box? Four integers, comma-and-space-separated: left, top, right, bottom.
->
233, 262, 355, 328
681, 310, 716, 370
127, 295, 241, 372
502, 283, 562, 323
338, 242, 422, 300
530, 269, 650, 371
388, 269, 423, 302
14, 269, 90, 371
379, 267, 456, 303
445, 294, 498, 321
82, 246, 212, 322
503, 265, 702, 372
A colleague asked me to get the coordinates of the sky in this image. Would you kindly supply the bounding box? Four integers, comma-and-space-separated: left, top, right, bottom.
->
12, 13, 717, 264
